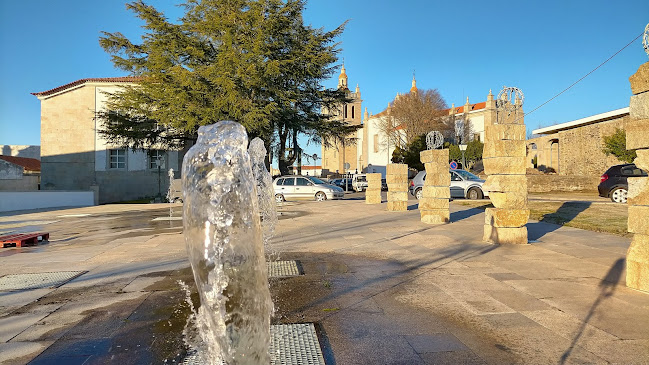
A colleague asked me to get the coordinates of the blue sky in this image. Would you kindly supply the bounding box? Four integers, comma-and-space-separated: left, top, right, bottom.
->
1, 0, 648, 161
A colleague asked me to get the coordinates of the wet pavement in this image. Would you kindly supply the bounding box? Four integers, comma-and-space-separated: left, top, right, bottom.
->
0, 196, 648, 364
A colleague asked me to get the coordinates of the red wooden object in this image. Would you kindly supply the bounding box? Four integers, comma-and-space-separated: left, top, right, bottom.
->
0, 232, 49, 248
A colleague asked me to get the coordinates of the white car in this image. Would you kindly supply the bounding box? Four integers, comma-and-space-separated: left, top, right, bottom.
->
409, 169, 489, 200
274, 176, 344, 202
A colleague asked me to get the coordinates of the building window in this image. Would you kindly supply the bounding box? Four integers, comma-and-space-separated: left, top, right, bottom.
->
344, 104, 348, 119
109, 149, 126, 169
373, 134, 379, 153
149, 150, 166, 169
351, 106, 355, 119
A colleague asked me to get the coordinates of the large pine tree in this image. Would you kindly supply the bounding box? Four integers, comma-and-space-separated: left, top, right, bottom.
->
98, 0, 354, 174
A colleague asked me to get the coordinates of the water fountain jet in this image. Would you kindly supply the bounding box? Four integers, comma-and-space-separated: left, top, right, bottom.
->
182, 121, 273, 364
248, 138, 278, 256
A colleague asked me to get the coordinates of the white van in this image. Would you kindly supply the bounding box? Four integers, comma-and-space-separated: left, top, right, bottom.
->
352, 174, 368, 192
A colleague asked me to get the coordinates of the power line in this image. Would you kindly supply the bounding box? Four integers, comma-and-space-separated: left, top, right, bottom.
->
520, 31, 644, 121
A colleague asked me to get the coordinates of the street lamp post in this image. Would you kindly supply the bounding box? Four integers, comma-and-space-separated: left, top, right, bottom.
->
459, 144, 467, 170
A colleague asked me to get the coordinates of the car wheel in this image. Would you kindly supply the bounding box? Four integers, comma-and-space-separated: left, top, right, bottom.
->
467, 187, 483, 200
315, 192, 327, 201
415, 188, 423, 200
610, 187, 627, 203
275, 194, 285, 203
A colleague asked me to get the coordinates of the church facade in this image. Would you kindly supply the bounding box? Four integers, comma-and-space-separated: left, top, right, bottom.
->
320, 65, 363, 174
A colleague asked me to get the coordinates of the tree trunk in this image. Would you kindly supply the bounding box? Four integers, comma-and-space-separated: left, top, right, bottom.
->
295, 130, 302, 175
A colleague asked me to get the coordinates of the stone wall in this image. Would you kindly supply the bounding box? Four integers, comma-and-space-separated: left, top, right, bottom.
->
526, 174, 601, 193
0, 175, 39, 191
0, 159, 22, 180
527, 114, 629, 176
96, 170, 171, 204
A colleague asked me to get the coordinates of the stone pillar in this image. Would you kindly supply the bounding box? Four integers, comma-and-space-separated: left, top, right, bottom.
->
626, 61, 649, 292
386, 163, 408, 211
365, 173, 382, 204
419, 149, 450, 224
482, 109, 529, 244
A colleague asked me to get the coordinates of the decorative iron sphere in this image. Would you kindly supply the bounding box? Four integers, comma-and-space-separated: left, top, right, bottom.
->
426, 131, 444, 150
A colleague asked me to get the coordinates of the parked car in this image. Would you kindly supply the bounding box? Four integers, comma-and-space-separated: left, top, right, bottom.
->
331, 178, 353, 191
598, 163, 647, 203
409, 169, 488, 200
273, 175, 344, 202
381, 178, 388, 191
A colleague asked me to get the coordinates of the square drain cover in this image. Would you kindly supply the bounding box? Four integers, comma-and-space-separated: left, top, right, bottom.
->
183, 323, 325, 365
0, 271, 86, 291
268, 260, 302, 278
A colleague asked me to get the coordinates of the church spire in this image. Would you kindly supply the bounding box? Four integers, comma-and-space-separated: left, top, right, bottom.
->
410, 72, 417, 93
338, 63, 348, 89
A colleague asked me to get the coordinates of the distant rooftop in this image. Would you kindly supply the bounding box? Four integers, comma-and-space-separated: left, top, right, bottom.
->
0, 155, 41, 172
532, 107, 630, 135
32, 77, 142, 98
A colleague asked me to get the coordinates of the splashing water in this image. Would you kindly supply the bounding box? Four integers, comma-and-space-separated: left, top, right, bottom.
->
248, 138, 278, 257
167, 168, 175, 217
182, 121, 273, 364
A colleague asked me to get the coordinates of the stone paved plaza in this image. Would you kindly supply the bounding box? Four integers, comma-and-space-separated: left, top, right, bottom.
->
0, 196, 648, 364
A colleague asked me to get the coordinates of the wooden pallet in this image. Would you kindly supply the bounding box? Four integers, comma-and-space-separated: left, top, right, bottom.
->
1, 232, 50, 248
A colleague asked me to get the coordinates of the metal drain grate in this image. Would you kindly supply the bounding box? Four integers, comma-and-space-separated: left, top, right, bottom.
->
268, 260, 301, 278
272, 323, 325, 365
182, 323, 325, 365
0, 271, 86, 291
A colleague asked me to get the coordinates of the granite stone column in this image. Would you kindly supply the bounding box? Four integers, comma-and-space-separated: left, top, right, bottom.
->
386, 163, 408, 211
419, 149, 450, 224
626, 61, 649, 292
365, 173, 382, 204
483, 99, 529, 244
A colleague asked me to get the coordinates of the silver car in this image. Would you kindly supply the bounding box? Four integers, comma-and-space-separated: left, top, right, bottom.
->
274, 175, 344, 202
409, 169, 489, 200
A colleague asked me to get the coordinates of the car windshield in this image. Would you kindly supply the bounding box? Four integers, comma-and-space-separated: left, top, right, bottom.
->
309, 177, 326, 184
453, 170, 481, 180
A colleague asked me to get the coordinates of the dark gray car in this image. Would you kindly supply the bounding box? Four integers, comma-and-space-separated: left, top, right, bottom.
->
409, 169, 488, 200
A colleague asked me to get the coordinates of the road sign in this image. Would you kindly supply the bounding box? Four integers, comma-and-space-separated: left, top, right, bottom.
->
450, 161, 458, 169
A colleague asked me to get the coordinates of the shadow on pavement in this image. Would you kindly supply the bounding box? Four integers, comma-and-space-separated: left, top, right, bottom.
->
450, 204, 490, 222
560, 258, 625, 364
528, 201, 591, 241
289, 242, 500, 316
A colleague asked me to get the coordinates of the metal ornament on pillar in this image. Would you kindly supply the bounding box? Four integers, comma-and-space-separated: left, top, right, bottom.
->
496, 86, 524, 117
426, 131, 444, 150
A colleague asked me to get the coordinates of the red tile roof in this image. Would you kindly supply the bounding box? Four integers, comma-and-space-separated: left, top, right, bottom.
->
0, 155, 41, 172
32, 76, 142, 97
443, 101, 487, 114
